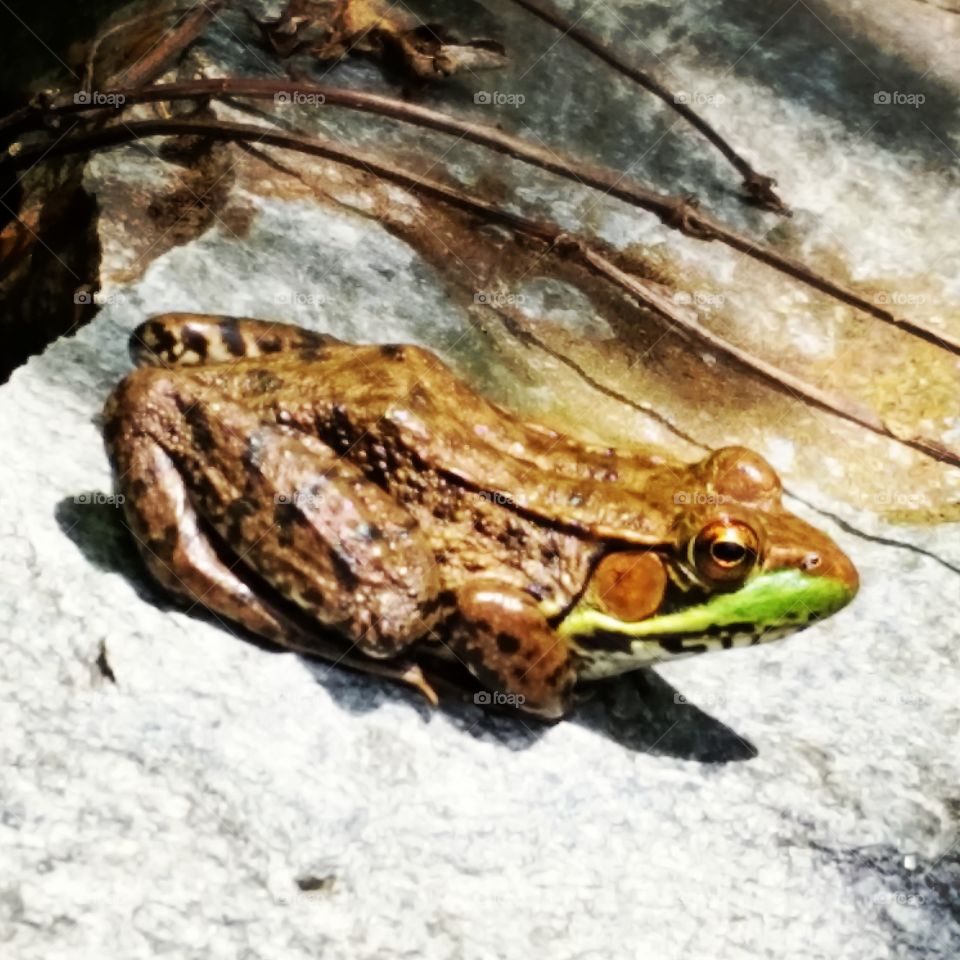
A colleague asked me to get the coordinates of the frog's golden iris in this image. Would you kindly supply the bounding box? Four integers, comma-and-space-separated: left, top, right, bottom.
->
690, 518, 760, 584
104, 313, 858, 719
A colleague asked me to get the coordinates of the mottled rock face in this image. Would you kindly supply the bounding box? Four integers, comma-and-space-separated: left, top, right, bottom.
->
1, 0, 959, 957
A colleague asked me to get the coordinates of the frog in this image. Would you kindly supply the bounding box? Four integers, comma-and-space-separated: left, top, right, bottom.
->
102, 312, 859, 720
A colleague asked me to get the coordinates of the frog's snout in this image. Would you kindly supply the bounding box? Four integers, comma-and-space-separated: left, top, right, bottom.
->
804, 544, 859, 598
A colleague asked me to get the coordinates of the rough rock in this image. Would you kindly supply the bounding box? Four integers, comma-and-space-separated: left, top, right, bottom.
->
2, 1, 959, 957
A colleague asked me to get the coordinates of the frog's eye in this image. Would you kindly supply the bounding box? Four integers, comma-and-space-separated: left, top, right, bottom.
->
690, 519, 760, 584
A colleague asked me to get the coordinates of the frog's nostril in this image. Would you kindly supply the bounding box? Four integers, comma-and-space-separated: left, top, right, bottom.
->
802, 545, 859, 597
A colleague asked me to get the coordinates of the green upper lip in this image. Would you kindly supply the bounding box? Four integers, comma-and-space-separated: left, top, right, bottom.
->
558, 568, 857, 640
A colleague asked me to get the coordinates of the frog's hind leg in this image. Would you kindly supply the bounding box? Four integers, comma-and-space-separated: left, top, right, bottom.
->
129, 313, 339, 368
448, 580, 577, 720
106, 420, 439, 702
104, 368, 446, 698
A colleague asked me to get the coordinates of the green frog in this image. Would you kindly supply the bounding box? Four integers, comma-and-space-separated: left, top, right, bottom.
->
103, 313, 859, 719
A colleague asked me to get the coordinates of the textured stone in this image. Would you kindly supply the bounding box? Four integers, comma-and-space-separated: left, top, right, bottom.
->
2, 1, 959, 958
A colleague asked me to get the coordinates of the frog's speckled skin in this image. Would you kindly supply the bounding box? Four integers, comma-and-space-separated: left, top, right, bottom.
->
103, 313, 858, 719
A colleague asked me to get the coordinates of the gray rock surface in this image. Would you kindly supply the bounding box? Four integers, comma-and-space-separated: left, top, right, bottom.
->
2, 1, 959, 957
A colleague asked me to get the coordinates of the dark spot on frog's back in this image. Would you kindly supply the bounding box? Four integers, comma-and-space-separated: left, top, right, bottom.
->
297, 347, 326, 364
420, 591, 452, 619
301, 586, 325, 607
226, 497, 259, 540
181, 326, 209, 361
298, 329, 332, 347
356, 523, 383, 541
431, 500, 456, 522
144, 319, 177, 358
497, 523, 527, 550
272, 498, 307, 547
540, 543, 560, 564
496, 633, 520, 655
328, 548, 359, 591
255, 334, 282, 354
272, 498, 306, 528
227, 497, 258, 524
220, 319, 247, 358
184, 404, 215, 452
379, 344, 405, 360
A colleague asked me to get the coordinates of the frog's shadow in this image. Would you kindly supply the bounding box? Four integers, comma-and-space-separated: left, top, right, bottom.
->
435, 670, 758, 763
58, 494, 757, 764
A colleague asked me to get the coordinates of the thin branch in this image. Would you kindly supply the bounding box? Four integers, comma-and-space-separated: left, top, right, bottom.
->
505, 0, 787, 213
6, 78, 958, 357
83, 7, 194, 93
2, 114, 957, 470
108, 0, 228, 90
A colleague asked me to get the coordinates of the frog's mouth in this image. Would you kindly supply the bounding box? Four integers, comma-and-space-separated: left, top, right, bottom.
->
558, 569, 856, 680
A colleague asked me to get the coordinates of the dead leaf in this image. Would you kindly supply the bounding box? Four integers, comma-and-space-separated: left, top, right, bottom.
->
250, 0, 508, 81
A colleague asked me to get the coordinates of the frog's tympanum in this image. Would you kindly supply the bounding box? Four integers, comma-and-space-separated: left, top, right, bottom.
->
104, 314, 859, 719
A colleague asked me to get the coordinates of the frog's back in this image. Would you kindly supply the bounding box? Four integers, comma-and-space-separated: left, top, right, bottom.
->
128, 314, 675, 548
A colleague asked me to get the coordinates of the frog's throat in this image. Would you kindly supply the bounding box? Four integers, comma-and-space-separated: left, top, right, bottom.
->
558, 569, 856, 680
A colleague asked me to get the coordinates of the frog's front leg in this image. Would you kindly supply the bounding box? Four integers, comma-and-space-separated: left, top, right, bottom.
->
448, 581, 578, 720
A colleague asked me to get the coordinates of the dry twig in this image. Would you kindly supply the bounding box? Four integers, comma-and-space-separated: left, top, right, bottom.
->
109, 0, 228, 90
